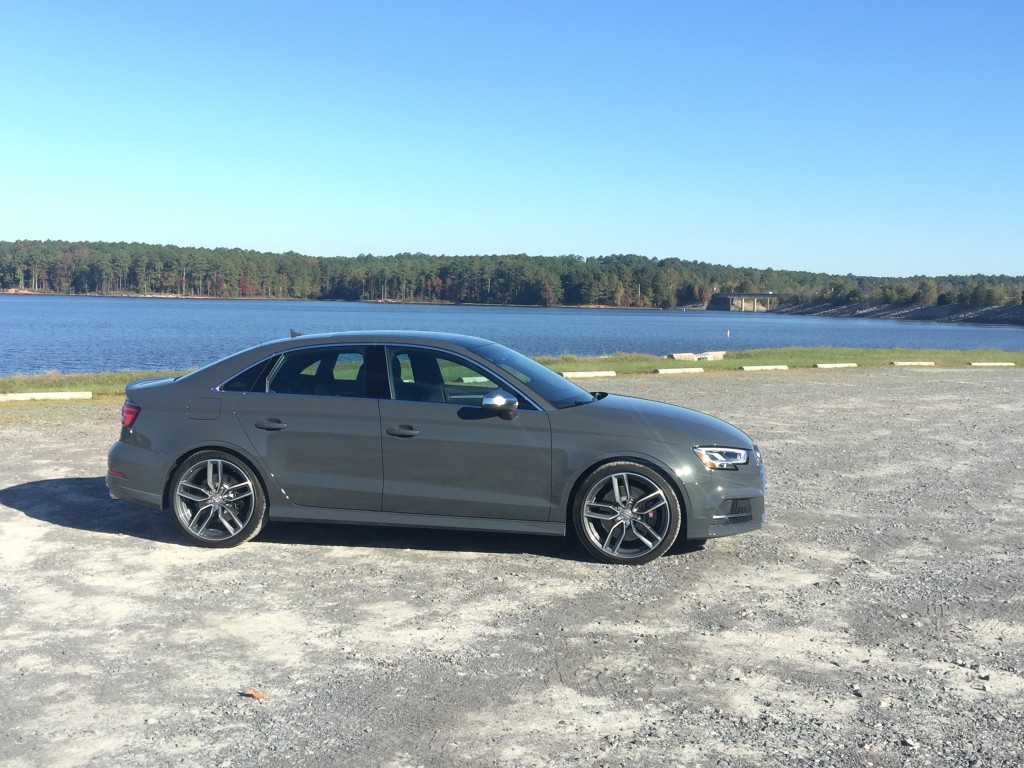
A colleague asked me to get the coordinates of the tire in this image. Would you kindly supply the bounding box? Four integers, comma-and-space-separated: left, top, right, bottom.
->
573, 461, 682, 565
169, 450, 267, 548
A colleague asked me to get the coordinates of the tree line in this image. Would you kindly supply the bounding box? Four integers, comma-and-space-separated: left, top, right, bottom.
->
1, 240, 1021, 310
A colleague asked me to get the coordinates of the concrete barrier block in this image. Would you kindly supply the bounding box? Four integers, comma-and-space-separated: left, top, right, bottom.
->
814, 363, 858, 369
970, 362, 1015, 367
0, 391, 94, 402
891, 361, 935, 367
667, 352, 698, 360
562, 370, 616, 379
739, 365, 789, 371
655, 367, 704, 374
696, 351, 727, 361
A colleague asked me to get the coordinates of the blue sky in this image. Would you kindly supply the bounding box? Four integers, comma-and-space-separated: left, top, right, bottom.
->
2, 1, 1021, 278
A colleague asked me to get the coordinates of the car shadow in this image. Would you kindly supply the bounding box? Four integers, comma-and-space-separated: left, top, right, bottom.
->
257, 520, 593, 562
2, 477, 706, 563
259, 522, 704, 561
0, 477, 180, 542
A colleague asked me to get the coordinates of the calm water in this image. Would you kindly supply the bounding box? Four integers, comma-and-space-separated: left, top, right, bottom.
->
1, 294, 1021, 376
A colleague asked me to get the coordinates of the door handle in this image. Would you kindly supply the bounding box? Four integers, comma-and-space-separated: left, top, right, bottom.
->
255, 419, 288, 431
386, 425, 420, 438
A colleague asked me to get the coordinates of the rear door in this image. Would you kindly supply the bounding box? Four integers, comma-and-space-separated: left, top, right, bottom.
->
234, 345, 383, 511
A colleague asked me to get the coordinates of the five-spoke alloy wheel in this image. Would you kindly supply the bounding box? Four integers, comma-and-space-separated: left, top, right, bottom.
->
169, 451, 267, 547
573, 461, 681, 565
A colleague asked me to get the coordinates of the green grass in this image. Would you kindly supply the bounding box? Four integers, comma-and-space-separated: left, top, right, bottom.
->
536, 347, 1024, 374
0, 370, 185, 396
1, 347, 1021, 396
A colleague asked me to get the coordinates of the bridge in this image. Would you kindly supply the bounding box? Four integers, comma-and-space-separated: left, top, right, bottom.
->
706, 292, 780, 312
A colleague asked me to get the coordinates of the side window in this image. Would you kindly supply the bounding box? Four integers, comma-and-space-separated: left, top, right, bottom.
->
388, 348, 498, 406
222, 358, 274, 392
266, 347, 367, 397
332, 352, 364, 388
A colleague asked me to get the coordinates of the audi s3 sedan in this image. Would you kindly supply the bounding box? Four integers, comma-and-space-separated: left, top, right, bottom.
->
107, 332, 765, 564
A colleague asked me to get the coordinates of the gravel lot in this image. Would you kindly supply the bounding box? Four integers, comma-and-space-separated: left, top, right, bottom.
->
2, 368, 1023, 767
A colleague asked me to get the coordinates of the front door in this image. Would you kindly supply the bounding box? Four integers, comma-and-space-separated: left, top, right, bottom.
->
379, 346, 552, 521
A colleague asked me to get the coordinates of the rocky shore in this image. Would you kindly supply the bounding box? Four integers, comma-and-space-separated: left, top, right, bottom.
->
772, 300, 1024, 326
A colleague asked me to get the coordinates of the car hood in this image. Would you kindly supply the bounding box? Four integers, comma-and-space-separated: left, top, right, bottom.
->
558, 393, 754, 448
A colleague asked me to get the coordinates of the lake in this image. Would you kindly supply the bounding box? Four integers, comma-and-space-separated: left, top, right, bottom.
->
1, 294, 1021, 376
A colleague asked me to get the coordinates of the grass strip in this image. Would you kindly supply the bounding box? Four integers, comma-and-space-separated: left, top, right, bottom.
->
537, 347, 1024, 374
1, 347, 1022, 395
0, 370, 184, 396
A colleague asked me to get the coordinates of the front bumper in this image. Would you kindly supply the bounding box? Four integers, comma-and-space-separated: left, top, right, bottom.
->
678, 457, 766, 540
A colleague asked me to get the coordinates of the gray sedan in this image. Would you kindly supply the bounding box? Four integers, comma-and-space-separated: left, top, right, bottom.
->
107, 332, 764, 564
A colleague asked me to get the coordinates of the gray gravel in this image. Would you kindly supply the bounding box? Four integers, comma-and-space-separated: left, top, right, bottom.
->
2, 368, 1023, 767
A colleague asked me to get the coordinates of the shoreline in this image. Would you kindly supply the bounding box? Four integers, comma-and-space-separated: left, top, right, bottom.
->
773, 299, 1024, 326
5, 289, 1023, 327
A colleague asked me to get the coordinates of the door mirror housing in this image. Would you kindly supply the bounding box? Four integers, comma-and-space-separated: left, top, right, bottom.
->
481, 389, 519, 420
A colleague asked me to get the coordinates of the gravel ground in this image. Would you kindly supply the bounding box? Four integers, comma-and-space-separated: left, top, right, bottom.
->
1, 368, 1023, 768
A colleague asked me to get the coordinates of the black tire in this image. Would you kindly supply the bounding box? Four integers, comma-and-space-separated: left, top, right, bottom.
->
573, 461, 682, 565
168, 450, 267, 548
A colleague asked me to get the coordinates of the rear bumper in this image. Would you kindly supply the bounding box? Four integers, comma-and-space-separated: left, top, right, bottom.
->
106, 441, 169, 511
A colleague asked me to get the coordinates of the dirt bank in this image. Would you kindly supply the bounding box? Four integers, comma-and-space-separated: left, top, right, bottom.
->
773, 300, 1024, 326
2, 369, 1023, 767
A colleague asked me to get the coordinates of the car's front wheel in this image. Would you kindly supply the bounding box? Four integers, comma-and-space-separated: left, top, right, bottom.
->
169, 451, 266, 547
573, 461, 682, 565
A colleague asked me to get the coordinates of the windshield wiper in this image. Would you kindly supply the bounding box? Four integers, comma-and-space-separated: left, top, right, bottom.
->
558, 397, 596, 409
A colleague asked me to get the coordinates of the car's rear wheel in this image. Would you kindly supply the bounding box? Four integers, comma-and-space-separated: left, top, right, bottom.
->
169, 451, 266, 547
573, 461, 681, 565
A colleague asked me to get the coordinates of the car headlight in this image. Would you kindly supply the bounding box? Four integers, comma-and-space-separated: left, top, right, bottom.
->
693, 446, 750, 470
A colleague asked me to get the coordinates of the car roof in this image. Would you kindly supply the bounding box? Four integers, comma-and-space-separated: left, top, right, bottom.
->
262, 330, 495, 350
177, 331, 503, 388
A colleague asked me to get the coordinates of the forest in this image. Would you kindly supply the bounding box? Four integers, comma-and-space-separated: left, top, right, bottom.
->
1, 240, 1021, 310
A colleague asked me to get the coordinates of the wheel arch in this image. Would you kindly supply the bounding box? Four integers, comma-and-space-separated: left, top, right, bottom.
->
162, 444, 272, 512
563, 454, 690, 535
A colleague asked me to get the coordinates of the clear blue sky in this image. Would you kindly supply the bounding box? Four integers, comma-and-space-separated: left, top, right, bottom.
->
2, 1, 1021, 278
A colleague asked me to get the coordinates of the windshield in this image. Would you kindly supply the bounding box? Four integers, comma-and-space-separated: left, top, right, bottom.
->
472, 342, 596, 409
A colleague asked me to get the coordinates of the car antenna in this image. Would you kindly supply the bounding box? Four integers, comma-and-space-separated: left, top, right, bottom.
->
290, 329, 304, 337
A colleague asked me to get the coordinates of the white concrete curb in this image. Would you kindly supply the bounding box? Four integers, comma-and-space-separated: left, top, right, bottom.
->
970, 362, 1015, 367
655, 368, 704, 374
740, 365, 789, 371
562, 370, 616, 379
814, 363, 858, 369
892, 361, 935, 367
0, 391, 94, 402
668, 351, 726, 361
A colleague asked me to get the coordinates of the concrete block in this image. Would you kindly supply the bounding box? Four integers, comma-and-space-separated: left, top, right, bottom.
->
0, 391, 93, 402
562, 370, 616, 379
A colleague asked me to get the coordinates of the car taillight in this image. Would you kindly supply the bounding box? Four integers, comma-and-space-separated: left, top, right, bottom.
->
122, 403, 141, 428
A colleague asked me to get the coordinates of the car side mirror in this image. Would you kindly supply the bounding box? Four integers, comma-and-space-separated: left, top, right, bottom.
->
481, 389, 519, 420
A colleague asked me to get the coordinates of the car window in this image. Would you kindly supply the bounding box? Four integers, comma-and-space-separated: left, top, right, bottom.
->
221, 359, 274, 392
266, 347, 367, 397
387, 348, 499, 406
471, 342, 595, 408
